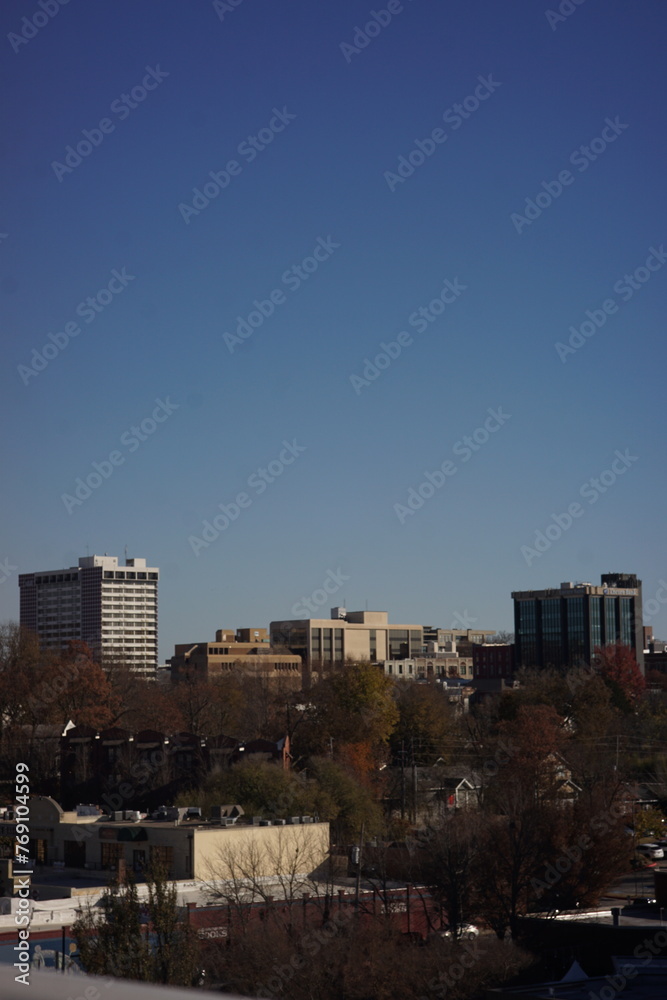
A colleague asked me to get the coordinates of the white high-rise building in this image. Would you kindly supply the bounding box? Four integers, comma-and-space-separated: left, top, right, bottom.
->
19, 555, 159, 678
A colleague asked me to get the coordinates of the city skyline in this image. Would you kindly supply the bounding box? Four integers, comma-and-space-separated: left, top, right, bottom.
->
12, 547, 660, 666
2, 0, 665, 664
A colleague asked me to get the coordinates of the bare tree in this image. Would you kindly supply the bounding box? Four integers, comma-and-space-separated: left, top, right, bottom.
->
200, 824, 331, 936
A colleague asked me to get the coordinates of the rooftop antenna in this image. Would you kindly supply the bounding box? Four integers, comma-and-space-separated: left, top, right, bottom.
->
124, 544, 128, 562
85, 543, 89, 556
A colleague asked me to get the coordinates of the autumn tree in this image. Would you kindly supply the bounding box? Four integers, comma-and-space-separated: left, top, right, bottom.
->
44, 641, 120, 730
390, 681, 456, 766
0, 625, 49, 788
462, 701, 632, 937
496, 668, 571, 722
179, 759, 311, 819
475, 704, 567, 812
0, 624, 42, 732
308, 756, 385, 842
131, 681, 186, 733
461, 705, 563, 937
298, 662, 398, 776
594, 642, 645, 710
168, 667, 254, 737
526, 792, 632, 913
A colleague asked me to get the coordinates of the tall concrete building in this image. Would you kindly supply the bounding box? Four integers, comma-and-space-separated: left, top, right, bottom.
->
19, 554, 158, 677
512, 573, 643, 673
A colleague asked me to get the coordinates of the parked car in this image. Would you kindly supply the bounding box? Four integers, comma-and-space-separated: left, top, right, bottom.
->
441, 924, 479, 940
637, 844, 664, 859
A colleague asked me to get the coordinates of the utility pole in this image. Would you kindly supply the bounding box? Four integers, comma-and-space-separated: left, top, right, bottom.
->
400, 740, 406, 820
411, 737, 417, 824
354, 821, 365, 909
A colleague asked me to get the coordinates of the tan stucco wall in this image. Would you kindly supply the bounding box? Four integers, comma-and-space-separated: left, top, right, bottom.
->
194, 822, 330, 881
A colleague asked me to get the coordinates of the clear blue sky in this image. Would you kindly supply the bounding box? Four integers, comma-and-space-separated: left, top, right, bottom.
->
2, 0, 666, 661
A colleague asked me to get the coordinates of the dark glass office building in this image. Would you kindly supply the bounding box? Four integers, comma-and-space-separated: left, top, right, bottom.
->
512, 573, 643, 673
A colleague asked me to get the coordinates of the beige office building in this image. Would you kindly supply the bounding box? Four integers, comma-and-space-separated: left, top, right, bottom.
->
0, 797, 329, 886
270, 609, 423, 668
170, 628, 302, 685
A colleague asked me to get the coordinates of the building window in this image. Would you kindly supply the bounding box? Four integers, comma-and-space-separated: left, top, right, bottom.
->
590, 597, 602, 650
566, 597, 586, 665
101, 843, 124, 870
389, 630, 409, 659
542, 598, 563, 668
150, 845, 174, 876
604, 598, 618, 644
619, 598, 634, 649
517, 600, 538, 667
